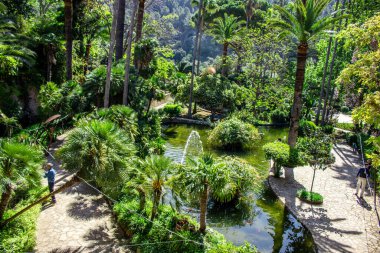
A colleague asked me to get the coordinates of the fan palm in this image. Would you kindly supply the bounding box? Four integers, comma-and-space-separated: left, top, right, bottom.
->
135, 155, 173, 221
176, 154, 236, 233
272, 0, 345, 147
57, 120, 135, 198
0, 4, 35, 73
209, 14, 245, 76
0, 141, 44, 220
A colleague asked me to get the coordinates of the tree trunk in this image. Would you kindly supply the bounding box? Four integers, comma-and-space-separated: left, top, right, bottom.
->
104, 0, 120, 108
1, 176, 80, 227
135, 0, 145, 42
123, 0, 138, 105
199, 184, 208, 233
196, 8, 204, 75
136, 186, 146, 212
315, 0, 340, 125
0, 184, 12, 221
188, 0, 203, 118
310, 169, 316, 201
288, 43, 308, 148
64, 0, 73, 81
221, 42, 229, 76
115, 0, 126, 61
84, 43, 92, 75
151, 188, 162, 221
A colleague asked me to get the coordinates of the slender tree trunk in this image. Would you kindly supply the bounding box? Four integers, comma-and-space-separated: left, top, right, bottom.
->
134, 0, 145, 69
135, 0, 145, 42
104, 0, 120, 108
0, 184, 12, 221
123, 0, 138, 105
221, 42, 229, 76
199, 184, 208, 233
196, 8, 204, 75
1, 176, 80, 227
115, 0, 126, 61
188, 0, 203, 118
151, 189, 162, 221
64, 0, 73, 81
321, 40, 338, 125
288, 43, 308, 148
84, 43, 91, 75
315, 0, 340, 125
310, 169, 316, 201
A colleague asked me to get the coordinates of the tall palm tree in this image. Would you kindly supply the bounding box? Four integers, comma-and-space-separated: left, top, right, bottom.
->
57, 120, 135, 197
0, 141, 44, 220
64, 0, 73, 80
176, 154, 236, 233
209, 14, 245, 76
272, 0, 345, 147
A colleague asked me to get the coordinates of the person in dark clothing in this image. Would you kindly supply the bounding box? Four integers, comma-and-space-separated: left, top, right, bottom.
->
355, 164, 370, 198
44, 163, 57, 203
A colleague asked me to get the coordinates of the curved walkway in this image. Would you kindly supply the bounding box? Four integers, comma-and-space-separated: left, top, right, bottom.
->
35, 136, 130, 253
269, 141, 380, 253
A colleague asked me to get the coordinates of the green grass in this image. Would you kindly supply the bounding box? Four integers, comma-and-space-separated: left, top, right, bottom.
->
297, 189, 323, 204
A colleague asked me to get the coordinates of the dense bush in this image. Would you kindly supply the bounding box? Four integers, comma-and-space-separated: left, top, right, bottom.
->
208, 118, 260, 150
270, 108, 289, 124
336, 123, 354, 132
298, 120, 318, 137
114, 198, 257, 253
340, 106, 350, 113
163, 104, 182, 118
263, 142, 290, 177
321, 124, 334, 135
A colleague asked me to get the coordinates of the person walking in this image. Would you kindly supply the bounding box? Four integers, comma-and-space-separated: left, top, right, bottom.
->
355, 163, 370, 199
44, 163, 57, 203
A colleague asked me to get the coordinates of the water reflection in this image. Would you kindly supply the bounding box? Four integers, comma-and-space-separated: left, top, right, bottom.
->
162, 124, 315, 253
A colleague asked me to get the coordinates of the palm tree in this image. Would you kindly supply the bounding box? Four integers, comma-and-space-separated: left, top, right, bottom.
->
176, 154, 236, 233
57, 120, 135, 197
0, 141, 44, 220
64, 0, 73, 80
272, 0, 345, 147
115, 0, 126, 61
209, 14, 245, 76
139, 155, 173, 221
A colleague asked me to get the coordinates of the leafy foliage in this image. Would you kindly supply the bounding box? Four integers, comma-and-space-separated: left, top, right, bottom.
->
208, 118, 260, 150
263, 141, 290, 177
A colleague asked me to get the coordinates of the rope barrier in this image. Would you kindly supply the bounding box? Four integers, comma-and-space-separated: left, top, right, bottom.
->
44, 146, 204, 248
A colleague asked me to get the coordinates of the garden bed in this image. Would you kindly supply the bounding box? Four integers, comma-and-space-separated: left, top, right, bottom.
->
297, 189, 324, 205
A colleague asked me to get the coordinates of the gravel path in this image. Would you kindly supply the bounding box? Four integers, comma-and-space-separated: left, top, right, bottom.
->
35, 136, 130, 253
269, 141, 380, 253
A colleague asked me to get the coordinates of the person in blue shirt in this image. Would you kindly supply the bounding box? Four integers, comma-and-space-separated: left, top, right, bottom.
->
44, 163, 57, 203
355, 163, 370, 199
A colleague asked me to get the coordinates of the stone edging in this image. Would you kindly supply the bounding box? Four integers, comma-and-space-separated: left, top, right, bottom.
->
267, 177, 319, 252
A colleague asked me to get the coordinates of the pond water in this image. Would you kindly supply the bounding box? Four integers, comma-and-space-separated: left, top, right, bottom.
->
162, 124, 315, 253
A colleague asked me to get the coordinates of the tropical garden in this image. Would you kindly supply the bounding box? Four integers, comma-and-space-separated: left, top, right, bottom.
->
0, 0, 379, 252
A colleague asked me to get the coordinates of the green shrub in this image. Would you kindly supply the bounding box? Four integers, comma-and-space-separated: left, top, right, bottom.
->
321, 124, 334, 135
114, 198, 257, 253
298, 120, 318, 137
163, 104, 182, 118
341, 106, 350, 113
270, 108, 289, 124
336, 123, 354, 132
208, 118, 260, 150
297, 189, 323, 204
263, 142, 290, 177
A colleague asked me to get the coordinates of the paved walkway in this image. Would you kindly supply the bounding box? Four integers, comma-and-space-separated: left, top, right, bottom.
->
35, 136, 130, 253
269, 141, 380, 253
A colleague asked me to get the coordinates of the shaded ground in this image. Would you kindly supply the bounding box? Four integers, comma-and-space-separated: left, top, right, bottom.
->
269, 141, 380, 253
35, 136, 130, 253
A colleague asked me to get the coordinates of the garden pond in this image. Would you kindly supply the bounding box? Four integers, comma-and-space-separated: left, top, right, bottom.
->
162, 124, 316, 253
